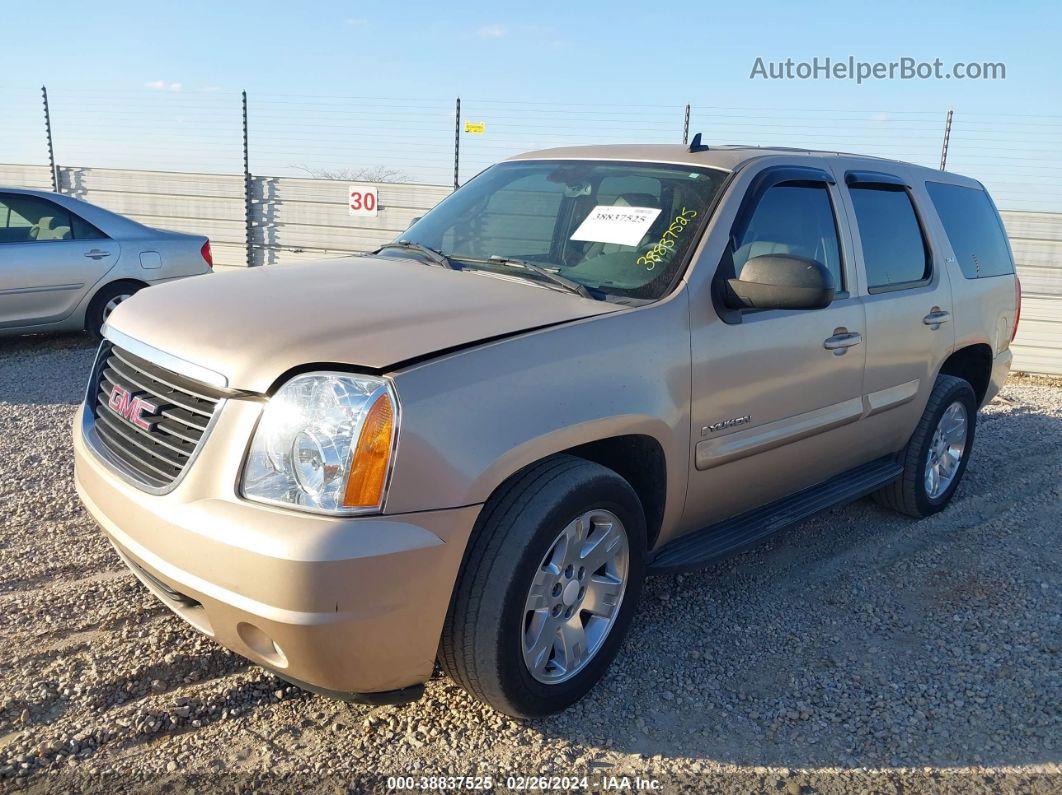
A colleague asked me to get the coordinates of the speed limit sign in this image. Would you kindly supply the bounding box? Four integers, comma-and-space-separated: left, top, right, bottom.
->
348, 184, 379, 217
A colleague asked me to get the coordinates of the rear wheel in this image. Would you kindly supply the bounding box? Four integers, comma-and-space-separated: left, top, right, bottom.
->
439, 455, 646, 717
874, 374, 977, 518
85, 282, 141, 340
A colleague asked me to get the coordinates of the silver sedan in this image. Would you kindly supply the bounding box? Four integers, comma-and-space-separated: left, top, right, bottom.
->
0, 188, 212, 338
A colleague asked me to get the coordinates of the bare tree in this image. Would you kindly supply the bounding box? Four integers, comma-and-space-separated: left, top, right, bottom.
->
290, 164, 411, 183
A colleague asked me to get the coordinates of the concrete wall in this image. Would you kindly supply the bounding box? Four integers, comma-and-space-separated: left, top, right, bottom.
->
2, 163, 1059, 374
1000, 211, 1062, 375
0, 163, 54, 191
251, 176, 451, 264
63, 167, 249, 268
0, 164, 449, 269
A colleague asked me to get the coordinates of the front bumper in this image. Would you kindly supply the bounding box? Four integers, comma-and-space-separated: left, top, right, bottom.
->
73, 401, 480, 698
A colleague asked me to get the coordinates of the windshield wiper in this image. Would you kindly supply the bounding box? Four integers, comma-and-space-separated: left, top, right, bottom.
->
374, 240, 455, 269
483, 255, 598, 300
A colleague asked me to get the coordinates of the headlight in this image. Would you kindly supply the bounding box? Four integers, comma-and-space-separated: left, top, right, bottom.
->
241, 373, 398, 514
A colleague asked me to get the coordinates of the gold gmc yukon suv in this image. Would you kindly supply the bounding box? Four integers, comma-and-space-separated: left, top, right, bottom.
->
73, 144, 1020, 717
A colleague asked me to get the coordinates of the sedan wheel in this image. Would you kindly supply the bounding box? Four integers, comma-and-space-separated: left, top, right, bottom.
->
86, 283, 143, 340
102, 293, 132, 322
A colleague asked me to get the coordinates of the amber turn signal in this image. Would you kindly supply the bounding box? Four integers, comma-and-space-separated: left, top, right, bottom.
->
343, 393, 395, 508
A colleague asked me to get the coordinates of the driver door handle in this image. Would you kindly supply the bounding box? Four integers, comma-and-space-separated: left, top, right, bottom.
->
824, 331, 863, 351
923, 309, 951, 326
84, 249, 112, 260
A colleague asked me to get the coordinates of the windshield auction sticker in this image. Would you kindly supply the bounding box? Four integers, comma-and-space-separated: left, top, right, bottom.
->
571, 205, 661, 247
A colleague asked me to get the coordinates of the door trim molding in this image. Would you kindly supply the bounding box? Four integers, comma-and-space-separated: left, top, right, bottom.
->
0, 282, 84, 296
695, 397, 863, 470
864, 379, 920, 417
694, 378, 922, 471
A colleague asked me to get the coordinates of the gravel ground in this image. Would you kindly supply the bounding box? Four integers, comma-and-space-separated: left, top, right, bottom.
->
0, 333, 1059, 794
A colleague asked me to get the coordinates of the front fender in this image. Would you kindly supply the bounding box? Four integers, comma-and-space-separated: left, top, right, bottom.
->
385, 291, 693, 536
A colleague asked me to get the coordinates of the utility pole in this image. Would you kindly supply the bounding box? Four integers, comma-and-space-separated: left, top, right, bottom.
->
242, 90, 255, 266
41, 86, 58, 192
453, 97, 461, 191
683, 104, 691, 145
939, 108, 953, 171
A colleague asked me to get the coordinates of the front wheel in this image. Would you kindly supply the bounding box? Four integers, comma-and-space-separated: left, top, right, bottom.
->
874, 374, 977, 518
439, 455, 646, 718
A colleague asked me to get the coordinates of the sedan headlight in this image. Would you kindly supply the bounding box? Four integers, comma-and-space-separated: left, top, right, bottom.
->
242, 373, 398, 514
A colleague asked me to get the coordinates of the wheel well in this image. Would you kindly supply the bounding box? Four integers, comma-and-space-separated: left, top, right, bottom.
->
85, 279, 148, 322
93, 278, 148, 300
561, 435, 667, 550
938, 344, 993, 405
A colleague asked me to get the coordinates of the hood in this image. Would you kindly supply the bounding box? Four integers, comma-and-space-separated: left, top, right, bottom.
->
105, 255, 619, 392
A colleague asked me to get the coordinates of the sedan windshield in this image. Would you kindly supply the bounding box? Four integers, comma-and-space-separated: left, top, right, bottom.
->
396, 160, 728, 301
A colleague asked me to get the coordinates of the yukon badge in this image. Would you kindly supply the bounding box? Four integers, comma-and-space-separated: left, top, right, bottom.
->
702, 415, 751, 436
107, 385, 159, 431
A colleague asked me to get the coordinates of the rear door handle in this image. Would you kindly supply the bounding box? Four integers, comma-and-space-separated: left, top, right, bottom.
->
923, 309, 951, 326
84, 249, 112, 260
823, 331, 863, 350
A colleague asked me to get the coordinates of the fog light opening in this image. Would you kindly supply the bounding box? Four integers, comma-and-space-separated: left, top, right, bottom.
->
236, 622, 288, 668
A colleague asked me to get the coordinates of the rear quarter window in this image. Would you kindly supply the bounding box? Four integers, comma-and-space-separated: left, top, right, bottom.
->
70, 214, 106, 240
925, 181, 1015, 279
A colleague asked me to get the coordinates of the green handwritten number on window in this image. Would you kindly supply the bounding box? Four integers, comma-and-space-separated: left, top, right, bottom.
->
636, 207, 697, 269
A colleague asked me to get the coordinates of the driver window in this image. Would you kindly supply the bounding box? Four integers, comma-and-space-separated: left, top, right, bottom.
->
733, 183, 844, 293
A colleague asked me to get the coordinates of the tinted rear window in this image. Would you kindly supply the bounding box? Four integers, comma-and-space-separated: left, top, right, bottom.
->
849, 186, 930, 290
925, 182, 1014, 278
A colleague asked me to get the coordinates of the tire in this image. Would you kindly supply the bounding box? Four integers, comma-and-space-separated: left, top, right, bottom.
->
85, 282, 142, 340
873, 374, 977, 518
439, 454, 647, 718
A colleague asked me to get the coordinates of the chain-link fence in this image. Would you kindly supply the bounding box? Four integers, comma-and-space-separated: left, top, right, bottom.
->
5, 85, 1061, 210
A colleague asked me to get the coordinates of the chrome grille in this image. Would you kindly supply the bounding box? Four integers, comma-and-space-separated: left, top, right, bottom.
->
88, 342, 224, 489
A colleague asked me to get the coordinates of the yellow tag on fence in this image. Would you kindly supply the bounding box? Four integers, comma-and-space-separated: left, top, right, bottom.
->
464, 121, 486, 134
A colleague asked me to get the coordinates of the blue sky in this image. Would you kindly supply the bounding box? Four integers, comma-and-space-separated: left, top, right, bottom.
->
2, 0, 1060, 208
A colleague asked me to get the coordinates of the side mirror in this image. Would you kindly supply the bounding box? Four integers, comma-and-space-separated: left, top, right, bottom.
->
723, 254, 835, 310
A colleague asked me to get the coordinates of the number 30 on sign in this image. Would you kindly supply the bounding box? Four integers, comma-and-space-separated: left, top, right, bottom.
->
348, 185, 379, 217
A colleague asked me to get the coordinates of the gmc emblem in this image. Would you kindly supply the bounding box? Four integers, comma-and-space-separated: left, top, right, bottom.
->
107, 385, 158, 431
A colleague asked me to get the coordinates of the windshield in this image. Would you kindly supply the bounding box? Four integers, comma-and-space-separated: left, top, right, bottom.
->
397, 160, 728, 300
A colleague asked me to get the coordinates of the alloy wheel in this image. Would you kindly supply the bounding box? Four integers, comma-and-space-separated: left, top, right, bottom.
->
102, 294, 132, 322
521, 509, 629, 684
925, 400, 968, 500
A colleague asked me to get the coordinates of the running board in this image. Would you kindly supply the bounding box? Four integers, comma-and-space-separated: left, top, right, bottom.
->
649, 457, 902, 574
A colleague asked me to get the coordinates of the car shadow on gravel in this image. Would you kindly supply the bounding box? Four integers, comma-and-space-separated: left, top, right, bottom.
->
0, 333, 97, 406
93, 674, 314, 762
88, 649, 253, 712
527, 405, 1062, 771
14, 670, 313, 775
2, 688, 74, 735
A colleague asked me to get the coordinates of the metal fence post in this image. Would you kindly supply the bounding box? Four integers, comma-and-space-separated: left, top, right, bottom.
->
41, 85, 58, 192
453, 97, 461, 191
683, 104, 690, 145
939, 108, 953, 171
242, 90, 255, 266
